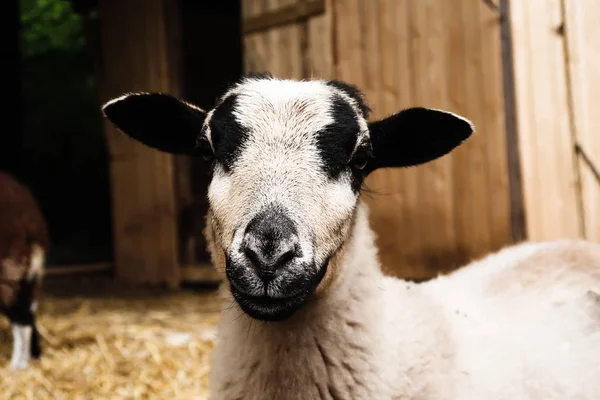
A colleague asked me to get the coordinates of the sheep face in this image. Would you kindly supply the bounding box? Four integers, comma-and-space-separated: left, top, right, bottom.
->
102, 74, 474, 321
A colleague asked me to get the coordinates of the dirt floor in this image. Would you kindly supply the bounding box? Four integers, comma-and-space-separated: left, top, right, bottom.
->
0, 275, 223, 400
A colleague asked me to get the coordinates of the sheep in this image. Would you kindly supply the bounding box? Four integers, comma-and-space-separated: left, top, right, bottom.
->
102, 73, 600, 400
0, 171, 48, 370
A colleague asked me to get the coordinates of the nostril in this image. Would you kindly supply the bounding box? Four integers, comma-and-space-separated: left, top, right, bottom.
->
241, 237, 299, 281
243, 245, 261, 267
274, 248, 296, 267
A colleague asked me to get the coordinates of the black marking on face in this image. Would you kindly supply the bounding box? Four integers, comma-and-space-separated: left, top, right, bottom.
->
316, 95, 367, 193
228, 255, 329, 322
326, 80, 371, 119
209, 94, 249, 172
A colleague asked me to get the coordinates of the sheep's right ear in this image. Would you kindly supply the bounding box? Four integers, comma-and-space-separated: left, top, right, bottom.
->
102, 93, 207, 155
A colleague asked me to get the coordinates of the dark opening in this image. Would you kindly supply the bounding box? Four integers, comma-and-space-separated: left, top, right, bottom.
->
13, 0, 112, 267
176, 0, 243, 265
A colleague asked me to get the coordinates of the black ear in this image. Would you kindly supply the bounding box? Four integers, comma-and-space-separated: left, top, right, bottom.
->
364, 107, 474, 174
101, 93, 207, 155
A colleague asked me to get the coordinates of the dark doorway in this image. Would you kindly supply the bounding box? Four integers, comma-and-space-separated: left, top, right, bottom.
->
15, 0, 112, 266
8, 0, 244, 271
176, 0, 243, 266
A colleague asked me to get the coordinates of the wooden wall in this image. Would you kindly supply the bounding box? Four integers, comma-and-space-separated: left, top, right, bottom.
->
243, 0, 333, 80
94, 0, 600, 286
334, 0, 512, 279
566, 0, 600, 242
509, 0, 600, 242
97, 0, 238, 286
99, 0, 181, 287
241, 0, 513, 280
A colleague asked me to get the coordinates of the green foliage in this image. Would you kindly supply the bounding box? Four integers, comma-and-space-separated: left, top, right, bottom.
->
20, 0, 88, 57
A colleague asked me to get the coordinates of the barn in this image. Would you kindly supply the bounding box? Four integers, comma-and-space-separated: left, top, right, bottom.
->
1, 0, 599, 398
96, 0, 600, 286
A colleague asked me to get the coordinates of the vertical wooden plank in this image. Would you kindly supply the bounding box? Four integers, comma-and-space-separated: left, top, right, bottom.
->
360, 1, 383, 116
306, 12, 333, 79
478, 1, 513, 251
267, 0, 304, 79
563, 0, 600, 242
99, 0, 181, 287
243, 0, 306, 79
265, 0, 283, 75
448, 0, 509, 263
368, 0, 424, 277
509, 0, 583, 240
499, 0, 527, 243
242, 0, 512, 279
332, 0, 364, 85
387, 0, 424, 277
444, 0, 474, 270
334, 0, 512, 280
333, 0, 413, 277
408, 0, 458, 274
442, 0, 470, 271
242, 0, 331, 79
457, 0, 494, 261
360, 0, 407, 277
243, 0, 262, 72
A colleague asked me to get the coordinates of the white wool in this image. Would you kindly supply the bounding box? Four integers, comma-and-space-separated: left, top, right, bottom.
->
209, 203, 600, 400
199, 77, 600, 400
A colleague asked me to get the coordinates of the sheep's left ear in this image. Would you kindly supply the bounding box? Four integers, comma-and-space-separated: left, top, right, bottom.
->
364, 107, 474, 174
101, 92, 207, 155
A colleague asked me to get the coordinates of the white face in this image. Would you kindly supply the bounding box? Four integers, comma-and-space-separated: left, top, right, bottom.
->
202, 78, 372, 320
102, 74, 474, 321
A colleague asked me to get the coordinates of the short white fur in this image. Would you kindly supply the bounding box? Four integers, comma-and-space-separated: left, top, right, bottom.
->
101, 76, 600, 399
204, 77, 600, 400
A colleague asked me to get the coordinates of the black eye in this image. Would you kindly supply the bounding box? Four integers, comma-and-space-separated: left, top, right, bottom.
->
196, 136, 214, 161
350, 147, 371, 170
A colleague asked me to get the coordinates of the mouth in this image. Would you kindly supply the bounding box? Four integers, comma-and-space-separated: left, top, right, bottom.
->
230, 286, 310, 321
227, 256, 330, 321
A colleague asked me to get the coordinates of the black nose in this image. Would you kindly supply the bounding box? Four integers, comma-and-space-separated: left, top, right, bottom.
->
241, 207, 300, 281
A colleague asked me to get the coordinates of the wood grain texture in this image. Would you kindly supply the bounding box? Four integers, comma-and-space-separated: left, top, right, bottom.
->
334, 0, 512, 279
499, 0, 527, 242
306, 11, 333, 79
563, 0, 600, 241
243, 0, 324, 34
241, 0, 512, 280
99, 0, 181, 287
509, 0, 583, 240
244, 0, 307, 79
478, 2, 513, 251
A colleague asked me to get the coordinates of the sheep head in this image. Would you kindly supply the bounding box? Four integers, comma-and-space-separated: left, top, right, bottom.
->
102, 74, 474, 321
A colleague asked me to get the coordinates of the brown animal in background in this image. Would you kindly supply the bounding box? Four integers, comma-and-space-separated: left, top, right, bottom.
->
0, 171, 48, 369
